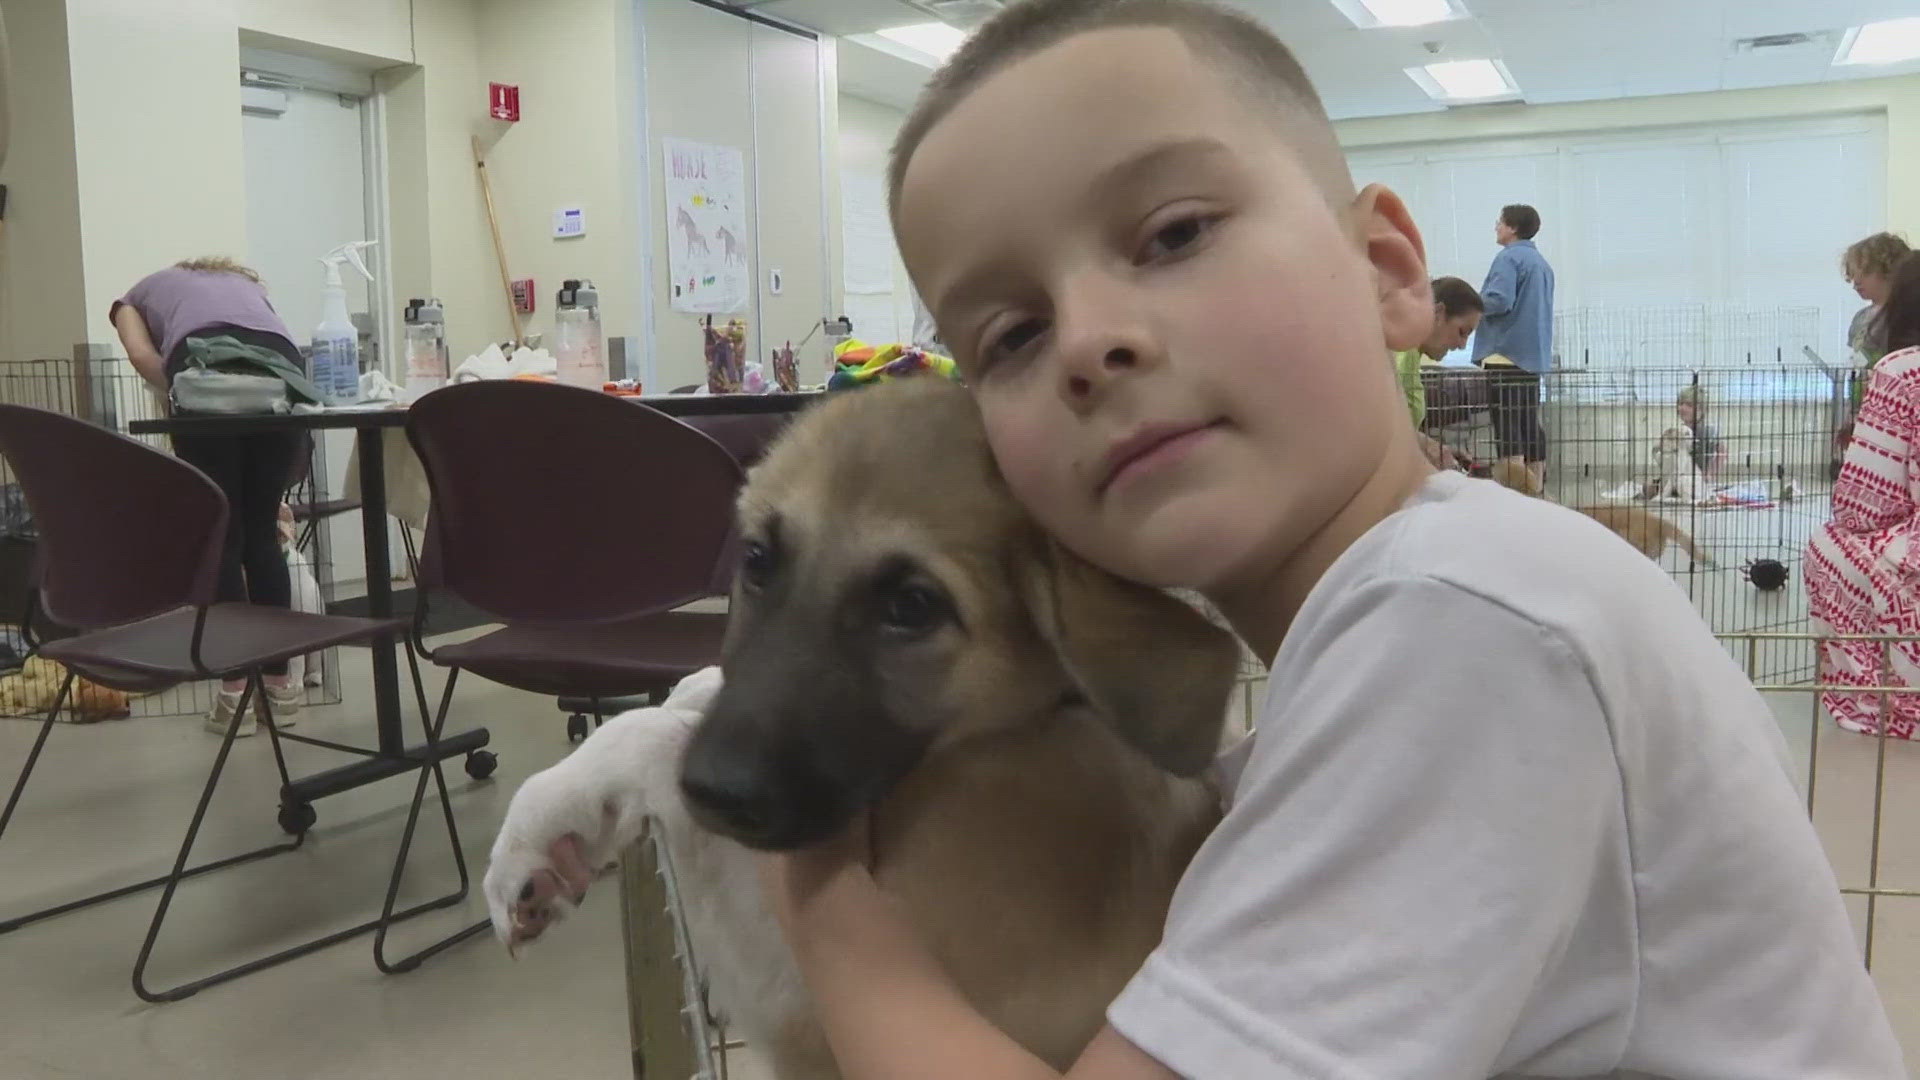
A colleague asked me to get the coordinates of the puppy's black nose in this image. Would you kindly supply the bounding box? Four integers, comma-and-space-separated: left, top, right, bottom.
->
679, 755, 779, 838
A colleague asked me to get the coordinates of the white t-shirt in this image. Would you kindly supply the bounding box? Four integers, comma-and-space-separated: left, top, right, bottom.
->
1108, 471, 1904, 1079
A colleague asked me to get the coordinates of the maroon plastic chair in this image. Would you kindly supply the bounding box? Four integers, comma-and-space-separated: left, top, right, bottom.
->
0, 404, 465, 1003
385, 379, 742, 970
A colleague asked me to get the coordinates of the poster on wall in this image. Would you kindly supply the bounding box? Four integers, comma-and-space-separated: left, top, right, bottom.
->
663, 137, 750, 314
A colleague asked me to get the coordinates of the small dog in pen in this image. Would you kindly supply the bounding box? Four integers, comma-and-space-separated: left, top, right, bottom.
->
484, 378, 1239, 1078
1492, 459, 1711, 566
1648, 424, 1708, 505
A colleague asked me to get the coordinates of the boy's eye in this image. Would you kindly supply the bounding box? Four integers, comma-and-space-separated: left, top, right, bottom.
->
1138, 214, 1217, 263
989, 318, 1049, 360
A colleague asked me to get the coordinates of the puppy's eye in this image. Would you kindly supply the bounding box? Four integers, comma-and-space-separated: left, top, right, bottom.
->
879, 584, 950, 637
739, 541, 775, 590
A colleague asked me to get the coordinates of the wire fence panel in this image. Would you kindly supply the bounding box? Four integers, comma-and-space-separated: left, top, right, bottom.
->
0, 357, 343, 721
1425, 305, 1856, 682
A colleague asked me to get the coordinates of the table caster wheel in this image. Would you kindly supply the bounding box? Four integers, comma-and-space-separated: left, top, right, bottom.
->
278, 801, 317, 835
464, 750, 499, 780
566, 713, 589, 742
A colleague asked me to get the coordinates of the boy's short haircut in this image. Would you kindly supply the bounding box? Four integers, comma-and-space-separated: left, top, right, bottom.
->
1675, 384, 1705, 415
1501, 204, 1542, 240
888, 0, 1353, 224
1844, 231, 1911, 281
1431, 276, 1482, 317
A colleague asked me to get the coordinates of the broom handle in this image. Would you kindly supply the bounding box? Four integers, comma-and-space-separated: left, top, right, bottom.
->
472, 136, 524, 346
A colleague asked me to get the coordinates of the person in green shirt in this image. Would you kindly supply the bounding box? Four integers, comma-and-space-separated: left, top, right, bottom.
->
1393, 276, 1483, 465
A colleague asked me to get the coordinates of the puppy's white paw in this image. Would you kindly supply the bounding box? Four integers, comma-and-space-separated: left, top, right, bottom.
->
482, 669, 720, 953
483, 760, 631, 951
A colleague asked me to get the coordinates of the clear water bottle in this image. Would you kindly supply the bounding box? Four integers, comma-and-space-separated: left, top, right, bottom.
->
402, 297, 449, 399
553, 279, 605, 390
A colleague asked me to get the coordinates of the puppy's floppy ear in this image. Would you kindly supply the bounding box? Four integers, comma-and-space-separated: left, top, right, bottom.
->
1021, 538, 1240, 777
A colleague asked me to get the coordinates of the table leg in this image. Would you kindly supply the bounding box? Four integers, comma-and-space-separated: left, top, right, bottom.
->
281, 422, 489, 807
357, 426, 402, 753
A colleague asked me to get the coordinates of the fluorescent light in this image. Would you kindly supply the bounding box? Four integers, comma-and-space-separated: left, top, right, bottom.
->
1836, 17, 1920, 66
1332, 0, 1460, 29
1406, 59, 1519, 102
875, 22, 969, 61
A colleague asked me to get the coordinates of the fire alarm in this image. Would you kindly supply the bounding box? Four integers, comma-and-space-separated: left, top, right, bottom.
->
511, 278, 536, 314
489, 83, 521, 122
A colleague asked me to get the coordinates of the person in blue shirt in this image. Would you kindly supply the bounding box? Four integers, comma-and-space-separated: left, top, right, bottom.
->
1472, 204, 1555, 490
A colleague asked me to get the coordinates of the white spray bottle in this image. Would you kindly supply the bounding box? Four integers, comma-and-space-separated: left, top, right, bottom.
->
311, 240, 378, 406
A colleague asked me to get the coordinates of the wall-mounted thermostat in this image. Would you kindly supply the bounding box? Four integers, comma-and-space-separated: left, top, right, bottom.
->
553, 206, 586, 239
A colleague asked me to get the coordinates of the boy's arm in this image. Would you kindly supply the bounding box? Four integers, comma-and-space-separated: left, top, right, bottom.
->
1480, 250, 1518, 317
768, 855, 1177, 1080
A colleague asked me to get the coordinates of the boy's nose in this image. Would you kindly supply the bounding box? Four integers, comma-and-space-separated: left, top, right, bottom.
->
1067, 346, 1137, 398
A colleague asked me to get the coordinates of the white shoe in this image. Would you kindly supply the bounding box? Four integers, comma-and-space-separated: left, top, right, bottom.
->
259, 682, 301, 729
205, 690, 258, 737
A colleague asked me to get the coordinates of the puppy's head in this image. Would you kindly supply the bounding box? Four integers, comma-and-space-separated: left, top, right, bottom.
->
678, 379, 1240, 850
1656, 426, 1692, 455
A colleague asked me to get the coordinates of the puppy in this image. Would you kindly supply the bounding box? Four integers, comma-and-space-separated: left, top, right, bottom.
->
1490, 459, 1711, 566
485, 378, 1240, 1078
1651, 425, 1706, 505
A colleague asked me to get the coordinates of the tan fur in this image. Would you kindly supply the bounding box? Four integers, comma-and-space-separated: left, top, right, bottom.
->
729, 380, 1237, 1074
1489, 459, 1711, 566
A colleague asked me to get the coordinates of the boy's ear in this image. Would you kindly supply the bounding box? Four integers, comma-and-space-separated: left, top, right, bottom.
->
1354, 183, 1432, 352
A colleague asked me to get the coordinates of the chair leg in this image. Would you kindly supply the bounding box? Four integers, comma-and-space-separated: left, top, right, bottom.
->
372, 657, 488, 974
0, 672, 69, 843
130, 677, 335, 1002
1, 674, 300, 937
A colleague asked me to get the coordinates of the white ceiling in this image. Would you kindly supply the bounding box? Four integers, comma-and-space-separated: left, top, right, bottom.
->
739, 0, 1920, 116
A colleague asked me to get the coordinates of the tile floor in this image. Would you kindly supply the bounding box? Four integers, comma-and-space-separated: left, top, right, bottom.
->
0, 643, 1912, 1078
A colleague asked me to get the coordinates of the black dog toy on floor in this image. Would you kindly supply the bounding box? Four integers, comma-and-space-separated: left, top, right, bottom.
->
1743, 558, 1790, 592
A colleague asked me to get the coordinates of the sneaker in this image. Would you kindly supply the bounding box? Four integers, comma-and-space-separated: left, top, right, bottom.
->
205, 689, 258, 737
258, 681, 301, 729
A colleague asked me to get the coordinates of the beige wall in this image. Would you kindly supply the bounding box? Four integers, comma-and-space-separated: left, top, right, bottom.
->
233, 0, 413, 63
10, 0, 839, 382
835, 92, 918, 342
386, 0, 499, 362
66, 0, 248, 342
0, 0, 87, 362
1335, 74, 1920, 242
471, 0, 636, 359
837, 92, 899, 179
640, 1, 832, 392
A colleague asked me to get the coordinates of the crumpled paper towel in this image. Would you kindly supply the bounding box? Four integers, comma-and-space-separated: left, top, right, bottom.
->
452, 343, 558, 384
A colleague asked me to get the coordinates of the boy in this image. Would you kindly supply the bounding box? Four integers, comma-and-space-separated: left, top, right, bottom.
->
758, 2, 1902, 1077
762, 3, 1902, 1077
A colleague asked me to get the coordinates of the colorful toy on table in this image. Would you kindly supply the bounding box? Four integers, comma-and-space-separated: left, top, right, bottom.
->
703, 316, 748, 394
827, 337, 958, 391
771, 342, 799, 392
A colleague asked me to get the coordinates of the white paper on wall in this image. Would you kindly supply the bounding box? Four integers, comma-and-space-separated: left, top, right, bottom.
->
841, 172, 900, 296
663, 137, 750, 314
841, 293, 901, 347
